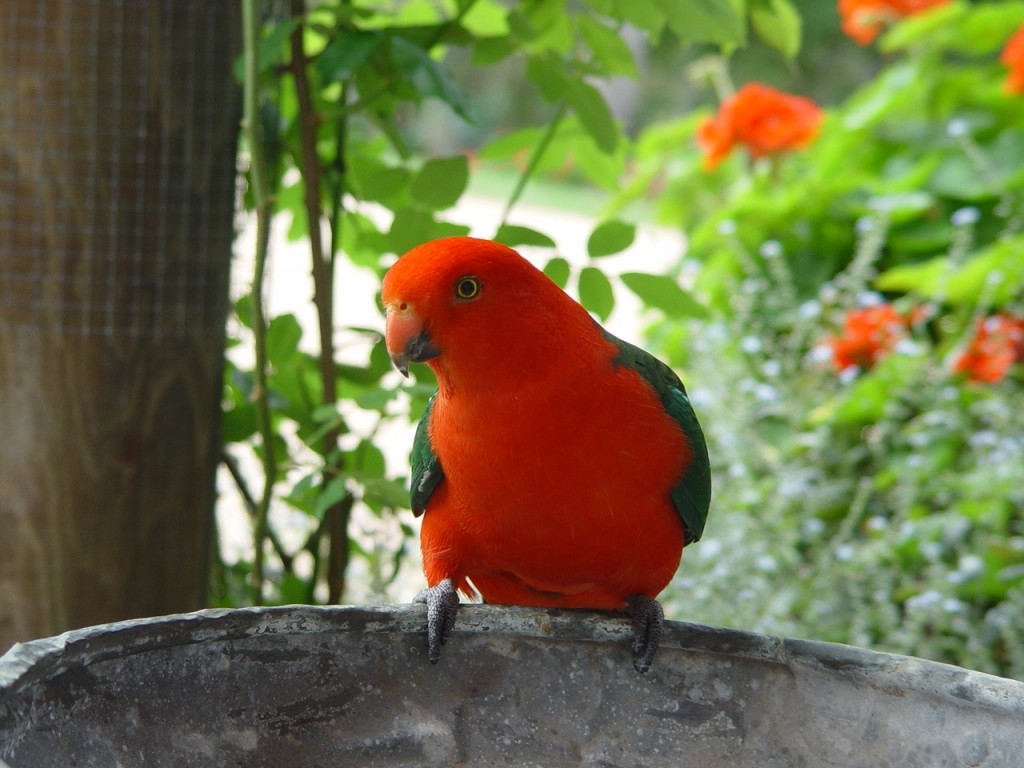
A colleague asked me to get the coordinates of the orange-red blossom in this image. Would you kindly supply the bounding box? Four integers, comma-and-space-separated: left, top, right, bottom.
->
953, 313, 1024, 383
828, 304, 918, 372
696, 83, 823, 171
838, 0, 951, 46
1001, 25, 1024, 95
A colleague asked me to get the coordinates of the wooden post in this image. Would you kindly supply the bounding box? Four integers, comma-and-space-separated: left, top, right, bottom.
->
0, 2, 240, 649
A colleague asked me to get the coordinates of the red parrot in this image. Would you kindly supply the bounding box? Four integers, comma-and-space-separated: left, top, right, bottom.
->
381, 236, 711, 672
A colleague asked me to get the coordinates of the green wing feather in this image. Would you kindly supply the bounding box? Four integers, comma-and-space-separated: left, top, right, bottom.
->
606, 331, 712, 544
410, 393, 443, 517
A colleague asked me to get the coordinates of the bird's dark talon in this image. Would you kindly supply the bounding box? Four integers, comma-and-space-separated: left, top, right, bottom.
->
626, 594, 664, 673
414, 578, 460, 663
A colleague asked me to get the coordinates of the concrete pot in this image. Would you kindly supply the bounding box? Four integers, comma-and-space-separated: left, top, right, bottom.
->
1, 604, 1022, 767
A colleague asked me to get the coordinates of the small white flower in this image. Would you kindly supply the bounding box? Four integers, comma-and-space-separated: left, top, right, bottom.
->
950, 206, 980, 227
798, 300, 821, 319
741, 335, 763, 354
754, 383, 779, 403
809, 344, 834, 364
947, 118, 970, 138
760, 240, 783, 259
943, 598, 968, 614
728, 462, 748, 478
701, 539, 724, 558
906, 589, 942, 611
835, 544, 856, 562
802, 518, 826, 537
866, 516, 888, 533
894, 338, 922, 356
855, 216, 876, 235
689, 387, 714, 409
741, 277, 766, 294
856, 291, 884, 307
958, 554, 984, 578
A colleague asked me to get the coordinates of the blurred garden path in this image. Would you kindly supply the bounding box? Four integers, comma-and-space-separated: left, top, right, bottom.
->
224, 191, 685, 602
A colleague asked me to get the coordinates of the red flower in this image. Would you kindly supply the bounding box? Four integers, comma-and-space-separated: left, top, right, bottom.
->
696, 83, 823, 171
828, 305, 915, 372
838, 0, 951, 46
1001, 25, 1024, 95
953, 314, 1024, 383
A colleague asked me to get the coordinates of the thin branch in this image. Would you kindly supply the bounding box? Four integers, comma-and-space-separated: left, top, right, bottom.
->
241, 0, 278, 605
289, 0, 352, 602
498, 100, 569, 229
221, 449, 293, 571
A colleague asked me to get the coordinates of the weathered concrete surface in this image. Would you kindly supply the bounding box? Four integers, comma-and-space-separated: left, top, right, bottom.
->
1, 605, 1022, 767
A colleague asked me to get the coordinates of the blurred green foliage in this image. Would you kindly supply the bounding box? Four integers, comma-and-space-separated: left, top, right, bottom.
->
621, 0, 1024, 679
223, 0, 1024, 679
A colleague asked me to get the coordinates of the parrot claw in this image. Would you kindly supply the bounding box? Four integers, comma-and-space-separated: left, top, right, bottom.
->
414, 578, 460, 664
626, 594, 664, 673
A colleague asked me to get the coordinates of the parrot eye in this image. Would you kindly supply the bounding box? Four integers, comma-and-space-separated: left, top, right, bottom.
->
454, 276, 481, 301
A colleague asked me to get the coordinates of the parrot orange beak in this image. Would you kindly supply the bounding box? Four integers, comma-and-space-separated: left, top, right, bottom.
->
385, 306, 441, 377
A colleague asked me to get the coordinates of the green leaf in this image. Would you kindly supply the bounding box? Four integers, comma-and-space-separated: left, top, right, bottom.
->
655, 0, 745, 46
587, 220, 636, 257
543, 256, 571, 288
359, 476, 410, 511
348, 155, 411, 207
266, 314, 303, 368
876, 238, 1024, 306
234, 293, 254, 330
578, 266, 615, 320
567, 119, 628, 189
930, 130, 1024, 201
865, 192, 936, 224
561, 77, 620, 153
929, 155, 997, 201
387, 208, 471, 255
339, 211, 386, 270
390, 35, 474, 121
957, 3, 1024, 55
510, 0, 574, 53
610, 0, 666, 35
525, 53, 568, 102
460, 0, 512, 36
233, 18, 299, 80
814, 356, 926, 426
750, 0, 801, 59
315, 475, 350, 518
278, 573, 311, 605
354, 386, 397, 412
524, 55, 619, 153
411, 156, 469, 210
316, 30, 380, 81
222, 400, 257, 443
620, 272, 710, 319
495, 224, 557, 248
348, 440, 387, 477
878, 1, 965, 53
472, 35, 517, 66
578, 16, 637, 77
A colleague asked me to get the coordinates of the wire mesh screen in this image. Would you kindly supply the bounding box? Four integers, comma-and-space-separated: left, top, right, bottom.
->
0, 1, 239, 339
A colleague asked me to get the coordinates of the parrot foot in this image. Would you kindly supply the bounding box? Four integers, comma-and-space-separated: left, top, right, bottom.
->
413, 578, 460, 664
626, 594, 664, 673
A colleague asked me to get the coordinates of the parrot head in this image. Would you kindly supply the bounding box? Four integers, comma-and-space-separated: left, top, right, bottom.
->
381, 236, 585, 388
